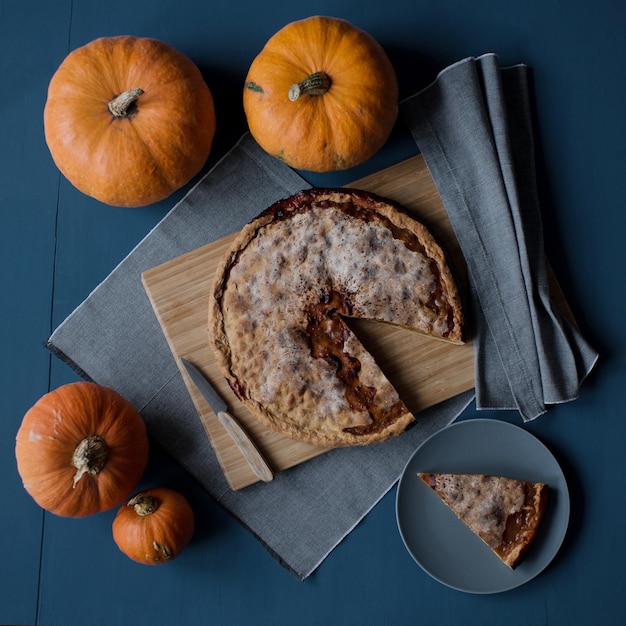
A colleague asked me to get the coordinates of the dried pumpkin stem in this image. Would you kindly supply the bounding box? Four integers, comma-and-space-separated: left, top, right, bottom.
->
72, 435, 108, 487
128, 493, 159, 516
108, 87, 144, 117
288, 71, 331, 101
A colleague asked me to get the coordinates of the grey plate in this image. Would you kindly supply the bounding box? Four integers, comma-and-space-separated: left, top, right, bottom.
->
395, 418, 569, 594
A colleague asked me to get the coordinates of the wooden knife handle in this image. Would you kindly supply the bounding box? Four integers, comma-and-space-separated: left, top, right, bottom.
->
217, 411, 274, 482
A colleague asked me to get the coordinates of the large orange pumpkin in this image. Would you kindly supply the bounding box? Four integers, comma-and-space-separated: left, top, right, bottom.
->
15, 382, 149, 517
44, 36, 216, 207
112, 488, 195, 565
243, 16, 399, 172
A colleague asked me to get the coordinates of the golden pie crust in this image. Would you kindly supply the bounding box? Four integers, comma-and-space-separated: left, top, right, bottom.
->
208, 188, 464, 447
418, 472, 549, 568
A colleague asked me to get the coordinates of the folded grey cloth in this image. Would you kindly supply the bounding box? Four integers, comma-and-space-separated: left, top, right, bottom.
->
47, 132, 474, 580
401, 53, 598, 421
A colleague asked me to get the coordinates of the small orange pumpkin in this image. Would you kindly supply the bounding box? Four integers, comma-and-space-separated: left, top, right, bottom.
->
15, 382, 149, 517
44, 36, 216, 207
112, 488, 195, 565
243, 16, 399, 172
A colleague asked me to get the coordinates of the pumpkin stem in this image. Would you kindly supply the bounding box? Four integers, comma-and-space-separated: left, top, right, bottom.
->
128, 493, 159, 516
108, 87, 144, 117
72, 435, 108, 487
288, 71, 331, 101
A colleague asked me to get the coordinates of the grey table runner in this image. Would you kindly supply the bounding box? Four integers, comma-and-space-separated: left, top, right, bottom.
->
46, 132, 473, 580
401, 53, 598, 421
47, 54, 596, 580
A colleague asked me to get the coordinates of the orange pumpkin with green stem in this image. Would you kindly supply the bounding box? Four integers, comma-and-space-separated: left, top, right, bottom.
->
243, 16, 399, 172
15, 382, 149, 517
112, 488, 195, 565
44, 35, 216, 207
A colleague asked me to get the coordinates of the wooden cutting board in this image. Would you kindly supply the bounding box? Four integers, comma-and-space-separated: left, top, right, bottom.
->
141, 154, 565, 490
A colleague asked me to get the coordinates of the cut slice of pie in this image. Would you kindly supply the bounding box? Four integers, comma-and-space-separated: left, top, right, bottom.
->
418, 472, 549, 568
209, 188, 464, 447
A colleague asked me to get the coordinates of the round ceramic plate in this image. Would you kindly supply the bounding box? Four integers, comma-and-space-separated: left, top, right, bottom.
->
396, 418, 569, 594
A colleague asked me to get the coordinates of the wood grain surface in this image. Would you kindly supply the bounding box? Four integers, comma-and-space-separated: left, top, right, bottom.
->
141, 154, 477, 489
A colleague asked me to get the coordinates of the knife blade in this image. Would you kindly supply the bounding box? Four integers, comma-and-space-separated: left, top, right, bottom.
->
180, 358, 273, 483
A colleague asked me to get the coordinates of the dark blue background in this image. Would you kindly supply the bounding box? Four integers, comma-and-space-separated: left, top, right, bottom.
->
2, 1, 624, 624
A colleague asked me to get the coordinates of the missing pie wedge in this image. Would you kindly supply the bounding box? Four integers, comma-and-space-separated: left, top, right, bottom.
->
208, 188, 464, 447
418, 472, 549, 568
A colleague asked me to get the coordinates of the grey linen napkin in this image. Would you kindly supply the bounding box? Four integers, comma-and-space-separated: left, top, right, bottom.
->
47, 132, 474, 580
401, 53, 598, 421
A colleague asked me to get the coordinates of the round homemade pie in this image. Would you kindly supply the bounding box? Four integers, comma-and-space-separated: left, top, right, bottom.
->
208, 188, 464, 447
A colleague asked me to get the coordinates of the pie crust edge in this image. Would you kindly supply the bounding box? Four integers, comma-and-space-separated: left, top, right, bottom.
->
418, 472, 549, 569
208, 188, 465, 447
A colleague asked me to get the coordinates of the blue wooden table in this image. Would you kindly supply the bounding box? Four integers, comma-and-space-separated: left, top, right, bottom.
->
2, 1, 624, 624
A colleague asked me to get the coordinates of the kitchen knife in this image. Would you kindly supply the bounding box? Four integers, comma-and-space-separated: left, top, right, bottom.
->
180, 358, 274, 483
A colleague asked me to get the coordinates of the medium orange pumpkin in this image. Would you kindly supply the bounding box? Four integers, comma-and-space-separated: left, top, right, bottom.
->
15, 382, 149, 517
243, 16, 399, 172
112, 488, 195, 565
44, 36, 216, 207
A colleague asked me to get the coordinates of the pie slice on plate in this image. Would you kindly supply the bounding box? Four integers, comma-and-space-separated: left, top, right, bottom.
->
208, 188, 464, 447
418, 472, 549, 568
